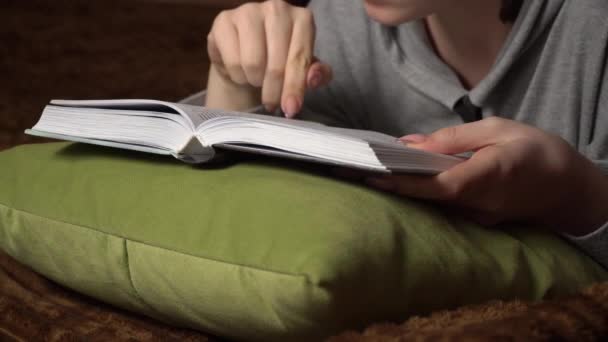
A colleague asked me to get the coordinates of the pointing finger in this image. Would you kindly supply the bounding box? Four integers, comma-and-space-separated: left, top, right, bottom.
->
281, 8, 315, 118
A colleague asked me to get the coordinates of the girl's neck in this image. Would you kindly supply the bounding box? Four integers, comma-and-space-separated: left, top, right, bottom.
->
425, 0, 514, 89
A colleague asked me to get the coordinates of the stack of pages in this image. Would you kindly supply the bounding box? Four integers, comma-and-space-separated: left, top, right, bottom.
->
28, 99, 464, 174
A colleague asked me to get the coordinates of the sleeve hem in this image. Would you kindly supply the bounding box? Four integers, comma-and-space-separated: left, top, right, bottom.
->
563, 221, 608, 269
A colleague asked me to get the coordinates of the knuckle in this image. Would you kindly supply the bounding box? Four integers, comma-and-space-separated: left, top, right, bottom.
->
296, 8, 314, 24
242, 61, 265, 75
211, 13, 223, 28
483, 116, 503, 129
265, 0, 288, 14
270, 0, 288, 9
225, 67, 246, 84
441, 181, 465, 201
288, 47, 312, 69
239, 2, 258, 12
215, 67, 232, 81
235, 3, 259, 22
266, 67, 286, 80
244, 66, 265, 87
433, 126, 458, 145
213, 11, 234, 31
285, 78, 306, 94
215, 10, 229, 23
224, 60, 241, 72
231, 77, 249, 86
215, 65, 229, 76
232, 9, 245, 22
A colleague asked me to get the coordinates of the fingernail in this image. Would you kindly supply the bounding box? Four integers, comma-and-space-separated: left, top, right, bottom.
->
283, 96, 301, 118
399, 134, 427, 144
365, 177, 393, 191
309, 72, 322, 89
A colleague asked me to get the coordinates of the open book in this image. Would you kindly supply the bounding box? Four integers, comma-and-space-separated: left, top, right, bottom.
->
27, 99, 464, 174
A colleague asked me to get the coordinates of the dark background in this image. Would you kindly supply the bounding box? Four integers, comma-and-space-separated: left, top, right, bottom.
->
0, 0, 308, 151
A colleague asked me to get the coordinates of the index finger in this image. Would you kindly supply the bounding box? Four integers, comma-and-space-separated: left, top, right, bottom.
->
261, 8, 293, 112
281, 9, 315, 118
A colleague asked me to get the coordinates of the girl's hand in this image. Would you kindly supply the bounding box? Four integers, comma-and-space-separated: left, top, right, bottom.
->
205, 0, 333, 117
367, 117, 608, 236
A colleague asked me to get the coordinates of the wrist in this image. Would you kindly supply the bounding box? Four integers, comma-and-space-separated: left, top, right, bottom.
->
205, 64, 261, 111
555, 161, 608, 236
572, 179, 608, 236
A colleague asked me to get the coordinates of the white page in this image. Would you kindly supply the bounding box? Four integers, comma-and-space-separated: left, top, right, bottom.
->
195, 114, 463, 169
42, 100, 464, 173
51, 99, 199, 130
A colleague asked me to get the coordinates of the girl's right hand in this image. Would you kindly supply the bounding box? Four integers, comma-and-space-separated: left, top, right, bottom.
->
206, 0, 333, 117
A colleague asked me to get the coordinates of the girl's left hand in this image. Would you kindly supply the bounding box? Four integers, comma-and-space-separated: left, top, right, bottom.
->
367, 117, 608, 236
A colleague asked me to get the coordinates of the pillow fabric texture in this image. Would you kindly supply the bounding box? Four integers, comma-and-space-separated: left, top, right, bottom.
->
0, 142, 606, 341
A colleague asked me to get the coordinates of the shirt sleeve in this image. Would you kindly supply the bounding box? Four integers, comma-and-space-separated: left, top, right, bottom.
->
564, 222, 608, 269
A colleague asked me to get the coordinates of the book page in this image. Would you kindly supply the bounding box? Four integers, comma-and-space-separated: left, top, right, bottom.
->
171, 103, 465, 173
177, 103, 409, 147
172, 103, 327, 131
51, 99, 198, 131
320, 127, 402, 147
193, 108, 404, 147
42, 100, 463, 173
31, 104, 195, 154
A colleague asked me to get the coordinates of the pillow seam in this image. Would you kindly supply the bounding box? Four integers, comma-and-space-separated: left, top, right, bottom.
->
121, 238, 162, 314
0, 203, 317, 283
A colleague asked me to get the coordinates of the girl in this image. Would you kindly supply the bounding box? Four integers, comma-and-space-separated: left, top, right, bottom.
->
203, 0, 608, 267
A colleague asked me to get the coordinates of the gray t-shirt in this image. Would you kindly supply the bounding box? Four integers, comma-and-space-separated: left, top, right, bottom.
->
299, 0, 608, 267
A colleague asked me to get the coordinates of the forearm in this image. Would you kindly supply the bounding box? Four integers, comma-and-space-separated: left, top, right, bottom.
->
205, 65, 261, 111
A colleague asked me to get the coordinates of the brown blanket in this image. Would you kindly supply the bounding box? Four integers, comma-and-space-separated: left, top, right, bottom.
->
1, 1, 608, 341
2, 249, 608, 342
0, 251, 212, 341
332, 282, 608, 341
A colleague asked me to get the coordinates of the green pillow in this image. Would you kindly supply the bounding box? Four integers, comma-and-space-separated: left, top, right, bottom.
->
0, 142, 605, 341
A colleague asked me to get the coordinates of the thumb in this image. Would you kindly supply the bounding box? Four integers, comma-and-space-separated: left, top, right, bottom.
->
307, 59, 333, 89
399, 117, 508, 155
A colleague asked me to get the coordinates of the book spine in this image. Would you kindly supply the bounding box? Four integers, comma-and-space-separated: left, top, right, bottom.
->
175, 136, 215, 164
